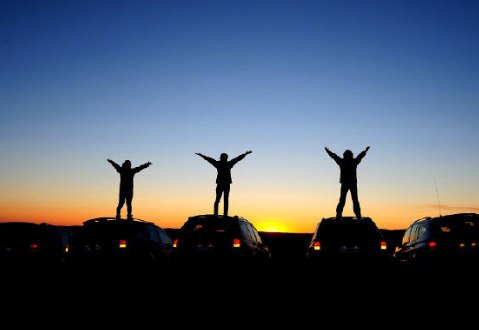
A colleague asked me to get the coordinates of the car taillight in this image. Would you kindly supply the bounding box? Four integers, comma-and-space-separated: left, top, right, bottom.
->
173, 239, 178, 248
30, 243, 39, 250
429, 241, 437, 249
233, 238, 241, 248
119, 239, 127, 248
313, 241, 321, 251
380, 241, 387, 250
472, 242, 478, 248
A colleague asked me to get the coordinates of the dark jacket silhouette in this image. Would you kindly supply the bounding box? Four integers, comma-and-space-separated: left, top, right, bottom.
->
107, 158, 152, 219
325, 146, 370, 219
196, 151, 252, 216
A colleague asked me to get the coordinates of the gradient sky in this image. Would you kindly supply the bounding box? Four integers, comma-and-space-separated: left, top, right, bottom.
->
1, 0, 478, 233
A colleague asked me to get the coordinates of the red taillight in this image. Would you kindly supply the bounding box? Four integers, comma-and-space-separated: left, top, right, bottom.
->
119, 239, 127, 248
380, 241, 387, 250
233, 238, 241, 248
429, 241, 437, 249
313, 241, 321, 251
30, 243, 38, 250
173, 239, 178, 248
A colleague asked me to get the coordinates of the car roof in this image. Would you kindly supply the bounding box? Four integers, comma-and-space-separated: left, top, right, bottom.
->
0, 221, 53, 227
185, 214, 248, 223
319, 216, 376, 226
83, 217, 156, 226
180, 214, 252, 232
411, 213, 479, 225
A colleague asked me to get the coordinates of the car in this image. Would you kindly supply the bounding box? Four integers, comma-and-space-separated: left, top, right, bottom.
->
173, 214, 272, 265
0, 221, 71, 269
393, 213, 479, 270
306, 216, 389, 265
67, 217, 174, 269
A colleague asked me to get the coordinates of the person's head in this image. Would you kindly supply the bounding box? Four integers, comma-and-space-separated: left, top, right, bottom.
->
122, 160, 132, 169
220, 153, 228, 161
343, 150, 353, 159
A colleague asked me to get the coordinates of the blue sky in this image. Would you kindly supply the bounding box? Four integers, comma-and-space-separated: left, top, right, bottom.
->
1, 0, 478, 232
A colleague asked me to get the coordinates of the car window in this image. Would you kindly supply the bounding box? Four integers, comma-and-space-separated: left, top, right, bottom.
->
145, 225, 161, 242
250, 225, 263, 244
319, 222, 381, 241
402, 227, 412, 244
432, 216, 479, 241
239, 222, 254, 241
417, 224, 427, 240
158, 228, 172, 245
246, 223, 262, 243
409, 224, 420, 242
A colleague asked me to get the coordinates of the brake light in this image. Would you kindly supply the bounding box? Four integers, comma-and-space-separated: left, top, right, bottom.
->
30, 243, 38, 250
313, 241, 321, 251
119, 239, 127, 248
233, 238, 241, 248
173, 239, 178, 248
380, 241, 387, 250
429, 241, 437, 249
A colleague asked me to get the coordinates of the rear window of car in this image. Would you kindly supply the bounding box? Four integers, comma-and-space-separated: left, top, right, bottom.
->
0, 223, 46, 242
432, 216, 479, 240
318, 221, 382, 241
83, 223, 144, 240
183, 220, 234, 234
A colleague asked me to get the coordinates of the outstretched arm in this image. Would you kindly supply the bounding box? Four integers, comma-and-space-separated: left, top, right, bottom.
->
356, 146, 370, 162
133, 161, 152, 173
107, 158, 121, 172
195, 153, 217, 166
324, 147, 341, 164
230, 150, 252, 166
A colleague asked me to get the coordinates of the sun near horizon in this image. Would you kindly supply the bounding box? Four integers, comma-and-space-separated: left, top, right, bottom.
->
257, 221, 289, 233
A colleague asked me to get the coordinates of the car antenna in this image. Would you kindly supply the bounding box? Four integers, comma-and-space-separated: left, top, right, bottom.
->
434, 176, 442, 217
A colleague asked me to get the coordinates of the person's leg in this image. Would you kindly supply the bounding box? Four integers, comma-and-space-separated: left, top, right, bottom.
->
350, 185, 361, 219
126, 191, 133, 219
214, 185, 223, 216
223, 185, 230, 216
336, 184, 348, 219
117, 191, 125, 219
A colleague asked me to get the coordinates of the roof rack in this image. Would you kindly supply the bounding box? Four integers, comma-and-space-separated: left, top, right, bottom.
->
83, 217, 150, 225
188, 214, 241, 220
412, 216, 432, 224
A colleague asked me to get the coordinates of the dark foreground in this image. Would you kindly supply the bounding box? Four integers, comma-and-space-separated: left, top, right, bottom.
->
2, 257, 478, 327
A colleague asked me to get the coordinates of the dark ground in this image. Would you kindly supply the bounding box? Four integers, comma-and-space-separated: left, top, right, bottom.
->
2, 230, 477, 326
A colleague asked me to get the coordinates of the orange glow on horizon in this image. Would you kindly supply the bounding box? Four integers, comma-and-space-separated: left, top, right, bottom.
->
1, 199, 475, 233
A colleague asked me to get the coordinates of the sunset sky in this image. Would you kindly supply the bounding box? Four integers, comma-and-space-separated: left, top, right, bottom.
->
1, 1, 478, 233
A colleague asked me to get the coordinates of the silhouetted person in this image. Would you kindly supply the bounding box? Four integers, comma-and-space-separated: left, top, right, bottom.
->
325, 146, 370, 220
107, 158, 152, 220
196, 150, 252, 216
